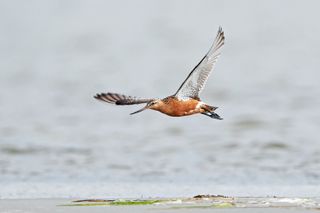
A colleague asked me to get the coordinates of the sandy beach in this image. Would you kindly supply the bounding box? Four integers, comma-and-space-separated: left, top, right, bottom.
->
1, 196, 320, 213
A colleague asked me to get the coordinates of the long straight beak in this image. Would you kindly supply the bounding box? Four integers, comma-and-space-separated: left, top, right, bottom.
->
130, 106, 148, 115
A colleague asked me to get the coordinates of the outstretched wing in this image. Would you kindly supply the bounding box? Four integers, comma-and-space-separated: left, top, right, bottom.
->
94, 92, 154, 105
174, 27, 225, 100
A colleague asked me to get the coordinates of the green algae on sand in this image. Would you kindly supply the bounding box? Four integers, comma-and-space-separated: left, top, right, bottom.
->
60, 196, 320, 210
61, 199, 162, 206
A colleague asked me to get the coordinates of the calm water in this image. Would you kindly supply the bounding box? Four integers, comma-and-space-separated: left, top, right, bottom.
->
1, 0, 320, 198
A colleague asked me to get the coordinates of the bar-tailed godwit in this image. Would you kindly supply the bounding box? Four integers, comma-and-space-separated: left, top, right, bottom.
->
95, 27, 225, 119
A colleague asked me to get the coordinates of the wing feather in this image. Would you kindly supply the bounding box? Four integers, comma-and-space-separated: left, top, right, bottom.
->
174, 27, 225, 99
94, 92, 153, 105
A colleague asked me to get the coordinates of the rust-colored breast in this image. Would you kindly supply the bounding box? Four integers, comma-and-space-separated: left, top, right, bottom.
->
155, 97, 201, 117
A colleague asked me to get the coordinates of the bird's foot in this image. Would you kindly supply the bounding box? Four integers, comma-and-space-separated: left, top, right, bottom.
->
201, 112, 223, 120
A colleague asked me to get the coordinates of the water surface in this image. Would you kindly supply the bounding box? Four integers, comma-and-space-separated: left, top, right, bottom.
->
1, 0, 320, 198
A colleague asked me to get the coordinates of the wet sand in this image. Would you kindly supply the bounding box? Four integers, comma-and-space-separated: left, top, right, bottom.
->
1, 197, 320, 213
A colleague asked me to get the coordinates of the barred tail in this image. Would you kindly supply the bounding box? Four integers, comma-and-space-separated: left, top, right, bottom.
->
201, 104, 218, 112
201, 104, 221, 120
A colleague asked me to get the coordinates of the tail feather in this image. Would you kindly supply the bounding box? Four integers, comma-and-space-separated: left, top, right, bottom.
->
201, 104, 218, 112
94, 92, 153, 105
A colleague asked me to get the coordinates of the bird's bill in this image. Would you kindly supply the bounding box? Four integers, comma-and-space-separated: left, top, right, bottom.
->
130, 106, 148, 115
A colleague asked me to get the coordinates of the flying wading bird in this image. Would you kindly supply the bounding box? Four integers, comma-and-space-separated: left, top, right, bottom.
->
95, 27, 225, 120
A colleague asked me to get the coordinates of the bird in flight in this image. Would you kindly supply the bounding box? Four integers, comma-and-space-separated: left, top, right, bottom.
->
95, 27, 225, 120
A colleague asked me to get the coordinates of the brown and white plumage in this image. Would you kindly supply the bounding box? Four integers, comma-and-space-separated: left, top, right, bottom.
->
94, 27, 225, 119
94, 93, 154, 105
174, 27, 225, 100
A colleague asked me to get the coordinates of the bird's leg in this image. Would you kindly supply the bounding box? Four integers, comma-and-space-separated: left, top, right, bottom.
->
201, 111, 223, 120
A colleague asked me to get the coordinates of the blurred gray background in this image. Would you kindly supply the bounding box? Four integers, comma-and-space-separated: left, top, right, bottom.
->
1, 0, 320, 198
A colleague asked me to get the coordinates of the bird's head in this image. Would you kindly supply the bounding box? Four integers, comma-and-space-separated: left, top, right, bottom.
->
130, 99, 162, 115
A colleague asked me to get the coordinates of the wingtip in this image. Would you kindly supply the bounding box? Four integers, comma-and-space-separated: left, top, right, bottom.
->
217, 26, 225, 45
94, 93, 102, 99
218, 26, 225, 37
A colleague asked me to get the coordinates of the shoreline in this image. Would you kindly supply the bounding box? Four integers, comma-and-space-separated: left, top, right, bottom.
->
1, 196, 320, 213
2, 182, 320, 199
